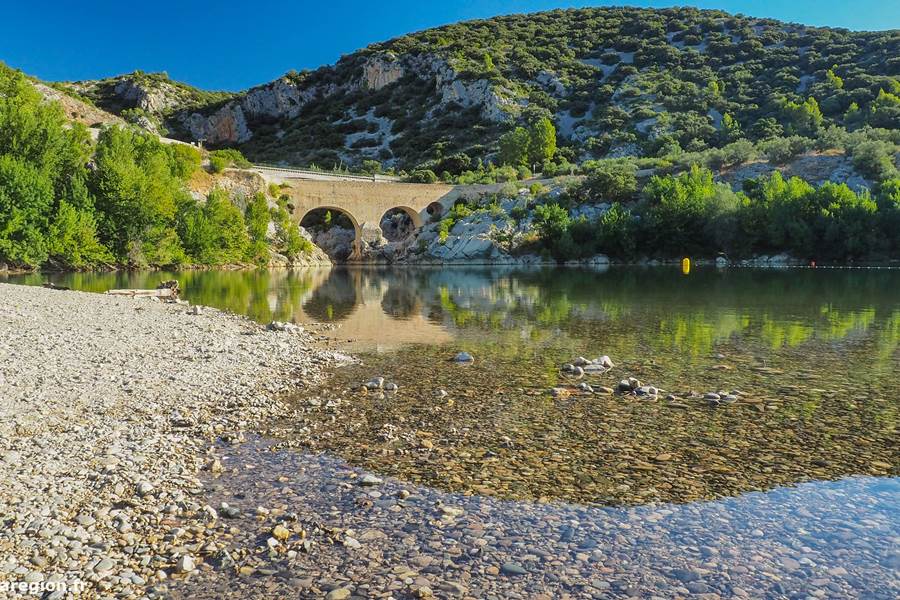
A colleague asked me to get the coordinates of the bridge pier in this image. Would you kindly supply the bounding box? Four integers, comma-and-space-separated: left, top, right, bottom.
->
348, 222, 386, 260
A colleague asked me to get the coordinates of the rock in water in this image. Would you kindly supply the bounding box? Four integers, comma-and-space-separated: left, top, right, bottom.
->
365, 377, 385, 390
359, 473, 383, 486
453, 352, 474, 363
501, 562, 528, 575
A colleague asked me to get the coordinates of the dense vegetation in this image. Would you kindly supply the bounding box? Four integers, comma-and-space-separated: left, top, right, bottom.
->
520, 163, 900, 262
139, 7, 897, 173
0, 64, 305, 271
57, 8, 898, 174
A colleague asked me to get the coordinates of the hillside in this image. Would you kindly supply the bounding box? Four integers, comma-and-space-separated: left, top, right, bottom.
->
56, 7, 899, 173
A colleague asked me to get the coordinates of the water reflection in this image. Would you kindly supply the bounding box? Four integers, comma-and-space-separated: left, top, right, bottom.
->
12, 267, 900, 360
6, 267, 898, 504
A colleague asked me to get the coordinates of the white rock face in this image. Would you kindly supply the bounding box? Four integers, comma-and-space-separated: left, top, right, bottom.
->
241, 78, 317, 120
362, 56, 405, 90
181, 104, 252, 145
172, 51, 519, 146
113, 79, 179, 114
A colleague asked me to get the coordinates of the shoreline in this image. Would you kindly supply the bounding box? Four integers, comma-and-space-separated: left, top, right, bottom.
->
0, 283, 343, 596
6, 257, 900, 277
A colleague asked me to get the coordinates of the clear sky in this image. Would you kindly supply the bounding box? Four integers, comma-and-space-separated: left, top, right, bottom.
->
3, 1, 898, 91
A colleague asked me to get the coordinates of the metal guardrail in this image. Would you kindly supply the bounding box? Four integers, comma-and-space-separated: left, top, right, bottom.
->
251, 163, 401, 183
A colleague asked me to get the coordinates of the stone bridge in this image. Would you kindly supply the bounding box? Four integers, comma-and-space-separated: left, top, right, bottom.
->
258, 172, 506, 259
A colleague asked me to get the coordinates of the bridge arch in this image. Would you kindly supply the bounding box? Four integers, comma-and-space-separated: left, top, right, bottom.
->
268, 178, 502, 260
380, 205, 424, 241
297, 206, 362, 260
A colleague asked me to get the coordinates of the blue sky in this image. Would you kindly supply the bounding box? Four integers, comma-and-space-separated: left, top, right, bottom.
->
3, 1, 898, 91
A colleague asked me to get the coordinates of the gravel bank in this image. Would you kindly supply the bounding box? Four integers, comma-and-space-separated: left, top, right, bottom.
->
0, 283, 337, 597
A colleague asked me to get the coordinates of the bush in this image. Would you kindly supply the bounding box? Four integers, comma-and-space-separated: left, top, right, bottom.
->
851, 140, 899, 181
177, 188, 249, 264
245, 192, 270, 264
166, 144, 202, 179
406, 169, 438, 183
272, 199, 311, 260
580, 161, 637, 202
720, 139, 757, 167
209, 148, 251, 173
596, 203, 636, 257
761, 136, 812, 165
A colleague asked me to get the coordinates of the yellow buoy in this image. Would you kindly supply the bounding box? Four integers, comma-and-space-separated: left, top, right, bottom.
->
682, 257, 691, 275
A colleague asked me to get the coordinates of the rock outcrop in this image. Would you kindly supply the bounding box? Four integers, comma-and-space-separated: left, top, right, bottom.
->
113, 78, 180, 114
362, 55, 405, 91
179, 103, 252, 145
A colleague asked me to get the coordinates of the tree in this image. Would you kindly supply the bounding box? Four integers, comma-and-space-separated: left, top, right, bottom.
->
720, 113, 742, 143
90, 126, 187, 264
596, 202, 636, 257
272, 199, 311, 261
782, 97, 823, 135
47, 198, 111, 267
750, 117, 783, 141
498, 126, 530, 167
407, 169, 438, 183
643, 165, 721, 254
533, 202, 570, 238
178, 189, 248, 264
852, 140, 899, 181
245, 192, 271, 264
527, 117, 557, 166
166, 144, 202, 179
825, 68, 844, 90
0, 155, 51, 266
209, 148, 251, 173
581, 161, 637, 201
532, 202, 572, 258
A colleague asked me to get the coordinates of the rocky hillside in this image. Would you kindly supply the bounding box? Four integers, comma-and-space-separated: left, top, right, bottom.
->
55, 7, 898, 172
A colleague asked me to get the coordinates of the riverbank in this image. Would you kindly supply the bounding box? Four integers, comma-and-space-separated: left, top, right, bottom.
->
0, 283, 341, 597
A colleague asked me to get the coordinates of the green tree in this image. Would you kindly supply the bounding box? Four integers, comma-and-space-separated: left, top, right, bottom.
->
498, 126, 530, 167
643, 165, 721, 255
166, 144, 202, 180
90, 126, 187, 264
483, 53, 495, 72
178, 189, 248, 264
581, 161, 637, 202
245, 192, 270, 264
596, 202, 636, 257
720, 113, 742, 143
46, 198, 112, 267
782, 97, 823, 135
0, 155, 51, 266
852, 140, 899, 181
527, 117, 557, 166
272, 199, 311, 260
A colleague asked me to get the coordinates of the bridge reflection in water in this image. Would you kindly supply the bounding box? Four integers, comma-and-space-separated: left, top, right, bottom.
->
292, 268, 453, 351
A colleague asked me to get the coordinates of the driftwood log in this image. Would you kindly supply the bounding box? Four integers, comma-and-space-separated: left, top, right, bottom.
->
106, 280, 180, 301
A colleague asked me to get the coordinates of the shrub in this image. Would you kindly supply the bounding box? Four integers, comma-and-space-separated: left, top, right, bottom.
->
851, 140, 899, 181
580, 161, 637, 202
245, 192, 270, 264
761, 136, 812, 165
407, 169, 438, 183
596, 202, 636, 257
209, 148, 251, 173
178, 188, 249, 264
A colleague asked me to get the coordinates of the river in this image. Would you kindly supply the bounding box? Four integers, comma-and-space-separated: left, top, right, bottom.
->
4, 265, 898, 598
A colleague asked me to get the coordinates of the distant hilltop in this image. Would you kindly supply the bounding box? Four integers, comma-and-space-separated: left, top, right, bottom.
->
33, 7, 900, 175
